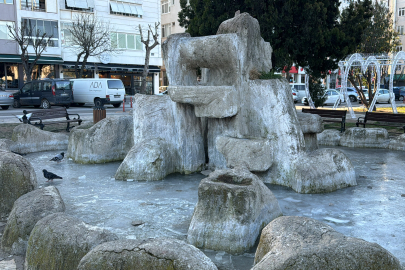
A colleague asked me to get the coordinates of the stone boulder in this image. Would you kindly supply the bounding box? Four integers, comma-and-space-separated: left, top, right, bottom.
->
1, 186, 65, 255
0, 150, 37, 219
296, 112, 323, 151
77, 238, 218, 270
216, 136, 272, 171
253, 216, 402, 270
340, 127, 389, 148
68, 115, 133, 164
25, 212, 118, 270
115, 95, 205, 180
318, 129, 342, 146
0, 139, 13, 151
389, 133, 405, 151
10, 124, 69, 154
187, 168, 282, 254
292, 148, 357, 193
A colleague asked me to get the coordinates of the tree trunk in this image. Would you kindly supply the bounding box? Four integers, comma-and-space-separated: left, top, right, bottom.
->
140, 48, 151, 95
79, 53, 90, 79
74, 52, 84, 78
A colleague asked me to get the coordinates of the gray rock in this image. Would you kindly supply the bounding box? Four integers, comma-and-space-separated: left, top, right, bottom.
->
0, 139, 13, 152
389, 133, 405, 151
10, 125, 68, 154
318, 129, 342, 146
296, 112, 323, 134
24, 212, 118, 270
116, 95, 205, 180
0, 150, 37, 219
1, 186, 65, 255
340, 127, 389, 148
67, 115, 133, 164
187, 168, 282, 254
77, 238, 218, 270
253, 216, 402, 270
216, 136, 273, 172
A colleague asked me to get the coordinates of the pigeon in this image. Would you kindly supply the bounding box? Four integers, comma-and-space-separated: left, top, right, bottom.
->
50, 152, 64, 163
43, 169, 63, 182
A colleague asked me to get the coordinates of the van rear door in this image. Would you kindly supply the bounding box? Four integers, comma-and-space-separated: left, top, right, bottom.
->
107, 80, 125, 102
55, 81, 73, 104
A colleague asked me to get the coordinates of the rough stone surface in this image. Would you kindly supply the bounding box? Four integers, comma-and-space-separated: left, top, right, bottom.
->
24, 212, 118, 270
1, 186, 65, 255
296, 112, 323, 134
0, 139, 13, 152
10, 125, 68, 154
318, 129, 342, 146
77, 238, 218, 270
116, 95, 205, 180
340, 127, 390, 148
216, 136, 272, 172
303, 133, 319, 151
389, 133, 405, 151
0, 150, 37, 219
67, 115, 133, 164
253, 216, 402, 270
168, 85, 238, 118
187, 168, 282, 254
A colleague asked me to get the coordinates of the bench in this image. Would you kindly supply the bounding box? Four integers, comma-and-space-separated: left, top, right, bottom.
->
302, 108, 347, 133
20, 107, 82, 132
356, 112, 405, 133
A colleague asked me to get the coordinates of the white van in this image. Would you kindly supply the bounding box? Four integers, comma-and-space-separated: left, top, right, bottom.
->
70, 79, 125, 107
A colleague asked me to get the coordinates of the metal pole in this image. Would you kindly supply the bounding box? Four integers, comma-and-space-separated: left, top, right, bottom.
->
123, 98, 125, 112
130, 97, 133, 108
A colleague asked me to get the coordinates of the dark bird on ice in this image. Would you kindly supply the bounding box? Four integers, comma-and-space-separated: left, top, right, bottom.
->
43, 169, 63, 182
50, 152, 64, 163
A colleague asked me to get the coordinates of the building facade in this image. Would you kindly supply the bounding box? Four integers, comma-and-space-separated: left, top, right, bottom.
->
0, 0, 162, 95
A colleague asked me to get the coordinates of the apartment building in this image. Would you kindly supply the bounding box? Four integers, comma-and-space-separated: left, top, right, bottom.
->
0, 0, 162, 94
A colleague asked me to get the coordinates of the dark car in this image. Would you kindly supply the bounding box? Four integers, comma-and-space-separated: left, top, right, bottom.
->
393, 87, 404, 101
13, 79, 73, 109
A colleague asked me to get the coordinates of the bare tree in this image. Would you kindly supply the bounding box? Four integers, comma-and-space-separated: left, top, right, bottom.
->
138, 22, 160, 95
66, 13, 116, 78
7, 22, 52, 82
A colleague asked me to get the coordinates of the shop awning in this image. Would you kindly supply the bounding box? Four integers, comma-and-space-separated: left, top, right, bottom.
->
63, 62, 161, 72
392, 74, 405, 81
282, 66, 298, 73
0, 54, 64, 64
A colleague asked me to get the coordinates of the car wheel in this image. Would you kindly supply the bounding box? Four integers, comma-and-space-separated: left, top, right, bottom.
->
400, 96, 404, 101
41, 99, 51, 109
94, 98, 103, 107
13, 99, 21, 108
1, 105, 9, 110
349, 96, 356, 102
113, 103, 121, 108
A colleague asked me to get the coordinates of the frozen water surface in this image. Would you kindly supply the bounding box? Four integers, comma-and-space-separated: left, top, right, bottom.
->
25, 146, 405, 269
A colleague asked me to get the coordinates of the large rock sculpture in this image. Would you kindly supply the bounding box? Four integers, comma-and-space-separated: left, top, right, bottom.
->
25, 212, 118, 270
296, 112, 324, 151
253, 216, 402, 270
117, 12, 356, 194
10, 124, 68, 154
68, 115, 134, 164
77, 238, 218, 270
1, 186, 65, 255
187, 168, 282, 254
340, 127, 390, 148
0, 150, 37, 219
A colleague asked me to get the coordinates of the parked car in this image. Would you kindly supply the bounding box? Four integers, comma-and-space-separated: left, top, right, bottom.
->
13, 79, 73, 109
292, 89, 298, 103
393, 87, 404, 101
302, 89, 342, 106
358, 89, 391, 104
0, 90, 14, 110
335, 87, 358, 102
70, 78, 125, 107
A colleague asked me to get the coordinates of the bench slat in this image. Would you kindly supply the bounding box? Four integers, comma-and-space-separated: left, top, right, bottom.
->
23, 107, 82, 132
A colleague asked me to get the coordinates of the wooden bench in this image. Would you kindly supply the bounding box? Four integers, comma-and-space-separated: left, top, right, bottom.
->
356, 112, 405, 133
20, 107, 82, 132
302, 108, 347, 133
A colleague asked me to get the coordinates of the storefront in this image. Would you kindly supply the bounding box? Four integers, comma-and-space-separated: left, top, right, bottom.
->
62, 62, 160, 95
0, 54, 63, 90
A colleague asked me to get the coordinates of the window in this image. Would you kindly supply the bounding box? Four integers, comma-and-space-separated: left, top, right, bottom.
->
161, 0, 170, 14
22, 19, 59, 47
65, 0, 94, 12
61, 22, 72, 46
397, 46, 403, 52
399, 7, 405, 16
110, 32, 142, 50
2, 0, 13, 4
110, 1, 143, 17
398, 25, 404, 35
0, 21, 13, 40
162, 23, 171, 38
21, 0, 45, 11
